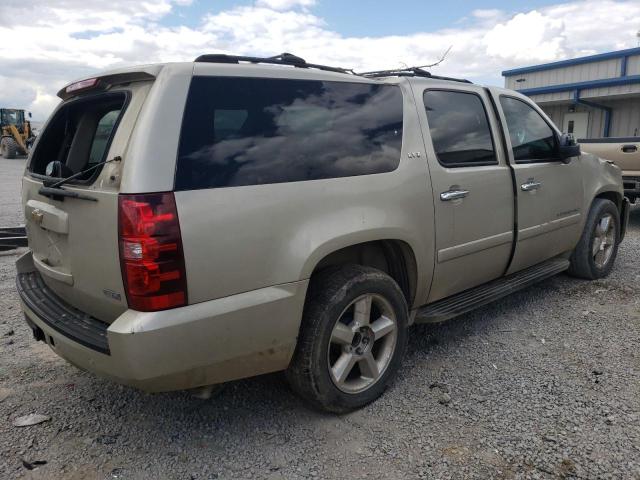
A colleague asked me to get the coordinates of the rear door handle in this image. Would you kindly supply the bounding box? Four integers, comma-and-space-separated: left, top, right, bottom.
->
521, 180, 542, 191
440, 189, 469, 201
622, 144, 638, 153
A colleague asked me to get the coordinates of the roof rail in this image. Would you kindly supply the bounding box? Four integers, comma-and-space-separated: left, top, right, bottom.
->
194, 53, 355, 75
359, 67, 472, 84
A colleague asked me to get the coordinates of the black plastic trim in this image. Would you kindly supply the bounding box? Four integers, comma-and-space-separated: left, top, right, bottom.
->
194, 53, 354, 75
416, 258, 570, 323
16, 270, 110, 355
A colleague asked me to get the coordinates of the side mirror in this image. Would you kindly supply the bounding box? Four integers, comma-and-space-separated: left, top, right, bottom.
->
28, 112, 32, 118
557, 133, 581, 163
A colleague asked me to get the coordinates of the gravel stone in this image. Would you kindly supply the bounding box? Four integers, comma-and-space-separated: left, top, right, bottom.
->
1, 157, 639, 478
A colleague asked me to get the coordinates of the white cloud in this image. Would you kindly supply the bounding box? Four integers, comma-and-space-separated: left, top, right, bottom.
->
472, 9, 503, 19
483, 11, 567, 62
255, 0, 315, 10
1, 0, 639, 120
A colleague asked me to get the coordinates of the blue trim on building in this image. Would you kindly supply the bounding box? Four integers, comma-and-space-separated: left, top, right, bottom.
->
621, 56, 628, 77
572, 89, 612, 137
502, 47, 640, 77
517, 75, 640, 96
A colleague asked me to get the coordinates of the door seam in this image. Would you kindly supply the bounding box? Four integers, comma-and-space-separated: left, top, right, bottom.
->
486, 88, 518, 276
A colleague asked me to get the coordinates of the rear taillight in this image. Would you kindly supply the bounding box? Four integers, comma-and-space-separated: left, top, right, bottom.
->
118, 192, 187, 311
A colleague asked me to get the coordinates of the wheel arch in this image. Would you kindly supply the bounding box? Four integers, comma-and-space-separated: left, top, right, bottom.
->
306, 238, 419, 309
593, 190, 622, 211
592, 190, 626, 239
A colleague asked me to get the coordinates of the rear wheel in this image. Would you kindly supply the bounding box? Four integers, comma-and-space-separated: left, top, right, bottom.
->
568, 199, 620, 279
0, 137, 18, 159
286, 265, 408, 413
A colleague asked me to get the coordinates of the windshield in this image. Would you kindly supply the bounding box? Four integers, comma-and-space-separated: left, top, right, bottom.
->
1, 109, 24, 126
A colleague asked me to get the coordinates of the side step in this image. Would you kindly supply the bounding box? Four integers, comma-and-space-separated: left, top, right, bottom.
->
415, 258, 570, 324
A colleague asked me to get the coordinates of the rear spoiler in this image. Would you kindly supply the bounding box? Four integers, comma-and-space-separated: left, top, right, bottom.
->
57, 68, 160, 100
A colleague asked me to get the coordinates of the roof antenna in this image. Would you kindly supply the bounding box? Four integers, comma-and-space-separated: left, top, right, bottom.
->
413, 45, 453, 70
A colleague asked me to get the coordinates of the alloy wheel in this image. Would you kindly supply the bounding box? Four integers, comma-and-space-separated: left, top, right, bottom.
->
592, 213, 616, 268
327, 293, 398, 394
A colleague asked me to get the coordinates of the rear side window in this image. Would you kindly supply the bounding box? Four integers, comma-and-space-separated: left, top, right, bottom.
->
30, 93, 126, 181
88, 110, 121, 166
423, 90, 497, 167
499, 96, 557, 162
175, 77, 403, 190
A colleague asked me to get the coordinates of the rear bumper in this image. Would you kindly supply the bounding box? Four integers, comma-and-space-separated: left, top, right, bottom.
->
16, 251, 308, 392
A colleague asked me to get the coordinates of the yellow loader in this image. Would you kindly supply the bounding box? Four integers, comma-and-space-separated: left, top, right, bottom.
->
1, 108, 36, 159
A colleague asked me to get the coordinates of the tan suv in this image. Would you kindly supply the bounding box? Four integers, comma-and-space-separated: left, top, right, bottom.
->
16, 54, 629, 412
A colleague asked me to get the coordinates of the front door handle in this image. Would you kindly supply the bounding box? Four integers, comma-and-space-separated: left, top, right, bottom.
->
440, 189, 469, 201
521, 180, 542, 192
622, 144, 638, 153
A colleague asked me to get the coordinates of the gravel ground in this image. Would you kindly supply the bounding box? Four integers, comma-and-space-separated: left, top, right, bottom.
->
1, 156, 639, 479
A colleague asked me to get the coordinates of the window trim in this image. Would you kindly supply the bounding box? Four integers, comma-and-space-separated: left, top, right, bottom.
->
498, 94, 561, 165
423, 88, 499, 169
28, 90, 131, 185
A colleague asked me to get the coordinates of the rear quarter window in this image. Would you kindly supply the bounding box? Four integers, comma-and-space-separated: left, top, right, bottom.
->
175, 77, 404, 190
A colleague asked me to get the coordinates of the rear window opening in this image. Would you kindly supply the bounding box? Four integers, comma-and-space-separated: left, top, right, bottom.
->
29, 92, 128, 182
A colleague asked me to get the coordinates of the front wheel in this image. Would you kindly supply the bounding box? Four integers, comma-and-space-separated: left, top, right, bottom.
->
0, 137, 18, 159
568, 198, 620, 279
286, 265, 408, 413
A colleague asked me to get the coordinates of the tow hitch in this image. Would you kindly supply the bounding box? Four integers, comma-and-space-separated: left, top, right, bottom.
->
0, 225, 27, 251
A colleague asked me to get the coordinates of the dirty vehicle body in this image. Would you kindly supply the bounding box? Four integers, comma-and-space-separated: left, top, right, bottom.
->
17, 56, 629, 412
580, 137, 640, 203
1, 108, 34, 158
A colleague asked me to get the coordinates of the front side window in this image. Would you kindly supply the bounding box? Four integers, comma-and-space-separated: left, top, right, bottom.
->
423, 90, 497, 167
175, 77, 404, 190
499, 96, 557, 162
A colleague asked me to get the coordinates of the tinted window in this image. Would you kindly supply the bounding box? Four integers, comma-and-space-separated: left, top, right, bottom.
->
499, 96, 556, 162
89, 109, 121, 166
423, 90, 496, 167
175, 77, 403, 190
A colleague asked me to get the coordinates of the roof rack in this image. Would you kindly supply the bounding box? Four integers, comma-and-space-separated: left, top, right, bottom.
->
359, 67, 472, 84
194, 53, 355, 75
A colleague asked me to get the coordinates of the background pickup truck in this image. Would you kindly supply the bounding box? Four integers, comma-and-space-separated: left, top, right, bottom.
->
580, 137, 640, 203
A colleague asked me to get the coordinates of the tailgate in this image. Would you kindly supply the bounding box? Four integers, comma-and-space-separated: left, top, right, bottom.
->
22, 79, 153, 323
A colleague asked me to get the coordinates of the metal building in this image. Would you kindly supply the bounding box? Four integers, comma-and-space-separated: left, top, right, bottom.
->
502, 47, 640, 140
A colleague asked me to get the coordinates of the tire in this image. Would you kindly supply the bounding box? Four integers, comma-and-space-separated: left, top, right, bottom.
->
568, 198, 620, 280
286, 264, 408, 413
0, 137, 18, 159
